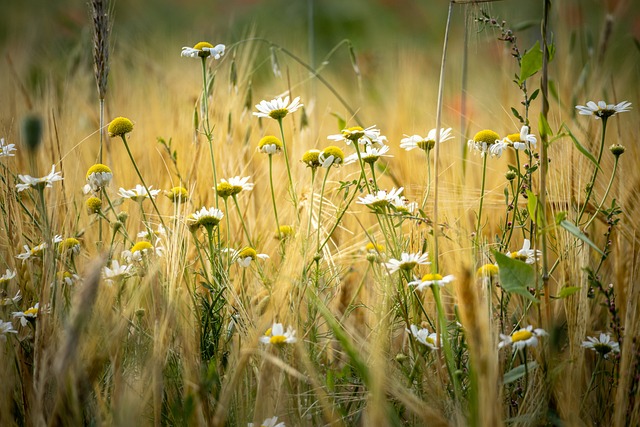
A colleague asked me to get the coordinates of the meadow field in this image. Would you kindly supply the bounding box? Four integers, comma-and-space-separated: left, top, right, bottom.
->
1, 0, 639, 425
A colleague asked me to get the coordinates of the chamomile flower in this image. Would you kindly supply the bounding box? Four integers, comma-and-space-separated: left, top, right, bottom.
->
364, 242, 386, 263
103, 260, 133, 284
259, 323, 297, 345
1, 290, 21, 306
122, 241, 162, 263
0, 138, 16, 157
400, 128, 453, 152
84, 163, 113, 194
226, 247, 269, 268
181, 42, 225, 59
319, 146, 345, 168
498, 325, 547, 352
54, 271, 80, 287
247, 416, 285, 427
575, 100, 632, 119
275, 225, 294, 240
118, 185, 160, 201
216, 176, 254, 198
506, 239, 540, 264
407, 324, 438, 350
57, 238, 81, 255
384, 252, 430, 274
477, 263, 499, 277
165, 187, 189, 203
190, 207, 224, 229
258, 135, 283, 155
137, 224, 167, 240
0, 320, 17, 342
16, 242, 48, 263
253, 96, 303, 120
0, 269, 16, 285
357, 187, 404, 209
512, 126, 537, 150
467, 130, 499, 157
344, 144, 392, 165
86, 197, 102, 214
408, 273, 455, 291
16, 164, 63, 192
301, 149, 321, 169
108, 117, 134, 137
13, 303, 41, 327
389, 195, 417, 214
581, 333, 620, 359
327, 125, 385, 146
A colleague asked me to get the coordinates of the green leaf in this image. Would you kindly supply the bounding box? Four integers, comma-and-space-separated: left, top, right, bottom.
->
519, 41, 543, 84
526, 190, 544, 226
554, 211, 567, 224
556, 286, 581, 299
559, 220, 604, 255
529, 89, 540, 102
503, 361, 538, 384
538, 112, 553, 139
494, 251, 539, 303
511, 107, 524, 123
563, 124, 601, 171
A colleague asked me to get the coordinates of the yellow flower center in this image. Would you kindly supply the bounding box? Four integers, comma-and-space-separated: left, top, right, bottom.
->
276, 225, 294, 239
86, 197, 102, 213
24, 307, 38, 316
167, 187, 189, 202
477, 264, 499, 277
511, 330, 533, 342
507, 132, 521, 143
422, 273, 443, 281
269, 335, 287, 345
365, 242, 385, 253
193, 41, 213, 50
216, 182, 235, 198
322, 146, 345, 162
302, 150, 321, 167
344, 126, 364, 140
131, 241, 153, 253
58, 238, 80, 253
108, 117, 134, 137
510, 252, 528, 261
473, 130, 500, 146
258, 135, 283, 150
86, 163, 112, 178
238, 247, 257, 260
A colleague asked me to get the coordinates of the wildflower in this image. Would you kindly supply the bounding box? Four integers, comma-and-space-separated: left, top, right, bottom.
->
103, 260, 133, 284
365, 242, 386, 262
400, 128, 453, 152
57, 237, 81, 255
118, 185, 160, 201
384, 252, 430, 274
357, 187, 404, 209
226, 247, 269, 267
510, 126, 537, 150
137, 224, 166, 240
575, 100, 631, 119
181, 41, 225, 59
253, 96, 303, 121
165, 186, 189, 203
247, 416, 285, 427
0, 320, 17, 342
16, 164, 63, 192
498, 325, 547, 352
344, 144, 392, 165
86, 197, 102, 214
0, 269, 16, 285
1, 290, 21, 306
216, 176, 254, 198
259, 322, 297, 345
505, 170, 517, 181
610, 144, 625, 157
477, 263, 499, 277
190, 207, 224, 228
122, 241, 162, 262
408, 273, 455, 291
54, 271, 80, 287
84, 163, 113, 193
389, 195, 417, 214
301, 149, 321, 169
258, 135, 283, 155
582, 333, 620, 359
506, 239, 540, 264
0, 138, 16, 157
319, 146, 345, 168
16, 242, 47, 262
108, 117, 134, 137
13, 303, 41, 327
407, 324, 439, 350
467, 130, 500, 157
275, 225, 294, 240
327, 125, 385, 146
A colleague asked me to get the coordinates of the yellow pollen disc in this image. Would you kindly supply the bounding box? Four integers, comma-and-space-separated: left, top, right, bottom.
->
86, 163, 112, 178
131, 241, 153, 253
473, 130, 500, 145
511, 330, 533, 342
238, 247, 257, 260
365, 242, 385, 252
216, 182, 234, 198
193, 41, 213, 50
108, 117, 134, 137
510, 253, 528, 261
422, 273, 443, 281
322, 146, 345, 162
270, 335, 287, 345
258, 135, 283, 149
477, 264, 499, 276
265, 328, 272, 336
24, 307, 38, 316
507, 133, 521, 142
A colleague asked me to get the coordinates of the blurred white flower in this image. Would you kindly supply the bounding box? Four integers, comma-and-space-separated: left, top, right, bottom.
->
181, 42, 225, 59
259, 323, 296, 345
576, 100, 631, 119
16, 165, 63, 192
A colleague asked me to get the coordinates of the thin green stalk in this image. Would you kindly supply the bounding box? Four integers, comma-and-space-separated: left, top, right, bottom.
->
580, 356, 602, 411
475, 154, 489, 247
316, 167, 331, 255
268, 154, 281, 237
353, 142, 371, 193
583, 154, 619, 229
306, 167, 317, 241
201, 57, 219, 209
421, 149, 432, 211
223, 197, 231, 272
119, 134, 166, 229
368, 162, 379, 192
277, 118, 299, 218
578, 117, 608, 224
232, 194, 253, 247
431, 284, 462, 402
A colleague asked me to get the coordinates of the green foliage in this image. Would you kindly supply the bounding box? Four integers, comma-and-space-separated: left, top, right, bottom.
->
503, 362, 538, 384
519, 41, 543, 84
494, 251, 539, 303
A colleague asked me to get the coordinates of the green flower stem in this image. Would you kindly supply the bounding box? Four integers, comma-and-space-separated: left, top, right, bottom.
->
268, 154, 282, 237
205, 226, 216, 275
316, 166, 331, 255
277, 118, 299, 219
431, 284, 462, 403
421, 149, 432, 210
504, 151, 522, 249
475, 154, 489, 247
201, 57, 219, 209
306, 167, 317, 241
223, 197, 231, 271
191, 230, 211, 285
580, 356, 602, 412
578, 117, 608, 224
353, 142, 372, 194
583, 154, 619, 230
119, 134, 166, 230
231, 194, 253, 247
368, 162, 379, 192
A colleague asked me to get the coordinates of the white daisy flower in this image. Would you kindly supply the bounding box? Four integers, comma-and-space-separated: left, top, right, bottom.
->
467, 130, 500, 157
576, 100, 631, 119
84, 164, 113, 194
225, 247, 269, 268
400, 127, 453, 152
0, 320, 17, 342
1, 290, 22, 306
0, 269, 16, 285
327, 125, 385, 146
506, 239, 541, 264
103, 260, 133, 284
220, 176, 254, 195
344, 144, 392, 165
389, 196, 418, 214
489, 138, 509, 158
259, 322, 297, 345
181, 42, 225, 59
498, 325, 547, 352
122, 240, 163, 263
357, 187, 404, 209
408, 273, 455, 291
407, 324, 439, 350
384, 252, 430, 274
318, 146, 345, 168
16, 242, 48, 263
118, 185, 160, 201
13, 303, 41, 327
189, 207, 224, 228
515, 126, 537, 150
137, 224, 167, 240
0, 138, 17, 157
582, 333, 620, 359
248, 416, 285, 427
16, 164, 63, 192
253, 96, 303, 120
